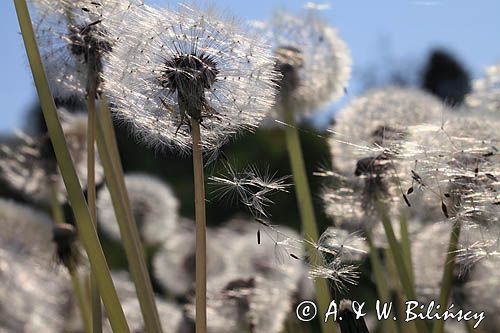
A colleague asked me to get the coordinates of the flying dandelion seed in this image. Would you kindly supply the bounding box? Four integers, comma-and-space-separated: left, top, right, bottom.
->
97, 173, 180, 246
253, 9, 351, 122
0, 109, 103, 203
209, 162, 290, 217
32, 0, 143, 100
102, 3, 279, 152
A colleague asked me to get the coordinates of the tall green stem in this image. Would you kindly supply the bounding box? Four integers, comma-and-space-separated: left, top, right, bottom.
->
366, 235, 398, 333
378, 206, 428, 333
95, 106, 164, 333
86, 50, 102, 333
13, 1, 129, 331
432, 221, 462, 333
191, 119, 207, 333
282, 106, 336, 333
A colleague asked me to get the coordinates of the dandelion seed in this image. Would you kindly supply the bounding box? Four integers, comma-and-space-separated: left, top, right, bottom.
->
97, 173, 180, 246
102, 3, 279, 152
0, 109, 103, 203
209, 162, 290, 217
254, 9, 351, 120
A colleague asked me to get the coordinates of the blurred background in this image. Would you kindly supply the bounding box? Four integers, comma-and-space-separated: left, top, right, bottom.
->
1, 1, 499, 332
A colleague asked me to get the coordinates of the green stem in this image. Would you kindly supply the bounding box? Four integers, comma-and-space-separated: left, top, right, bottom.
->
282, 106, 336, 333
86, 52, 102, 333
399, 214, 414, 288
366, 235, 398, 333
432, 221, 462, 333
378, 205, 428, 333
13, 1, 129, 331
95, 106, 164, 333
69, 265, 93, 333
191, 118, 207, 333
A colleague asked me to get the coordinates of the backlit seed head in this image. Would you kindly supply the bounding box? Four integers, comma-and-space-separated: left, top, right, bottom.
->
32, 0, 142, 99
0, 109, 103, 203
103, 3, 279, 152
254, 9, 351, 120
97, 174, 179, 246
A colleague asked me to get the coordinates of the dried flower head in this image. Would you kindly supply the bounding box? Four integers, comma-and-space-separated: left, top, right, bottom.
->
254, 9, 351, 119
32, 0, 143, 99
465, 64, 500, 115
0, 109, 103, 203
97, 173, 179, 246
102, 3, 279, 152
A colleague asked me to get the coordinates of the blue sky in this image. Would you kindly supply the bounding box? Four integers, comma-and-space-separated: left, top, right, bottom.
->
1, 0, 499, 133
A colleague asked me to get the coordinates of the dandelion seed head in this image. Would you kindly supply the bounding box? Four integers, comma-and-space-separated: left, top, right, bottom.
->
97, 173, 179, 246
0, 199, 55, 262
256, 9, 351, 118
0, 109, 103, 203
32, 0, 143, 99
400, 112, 500, 225
330, 87, 447, 176
103, 3, 279, 151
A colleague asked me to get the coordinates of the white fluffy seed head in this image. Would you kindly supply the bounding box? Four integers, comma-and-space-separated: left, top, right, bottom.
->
0, 109, 103, 203
102, 3, 279, 152
330, 87, 447, 176
97, 173, 179, 246
32, 0, 143, 100
254, 9, 351, 120
400, 111, 500, 226
0, 199, 55, 262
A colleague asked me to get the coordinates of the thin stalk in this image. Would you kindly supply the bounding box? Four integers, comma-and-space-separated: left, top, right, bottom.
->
366, 234, 398, 333
191, 118, 207, 333
69, 265, 93, 333
50, 185, 92, 333
378, 205, 428, 333
432, 221, 462, 333
86, 50, 102, 333
399, 214, 414, 287
95, 108, 163, 333
13, 1, 129, 331
282, 106, 336, 333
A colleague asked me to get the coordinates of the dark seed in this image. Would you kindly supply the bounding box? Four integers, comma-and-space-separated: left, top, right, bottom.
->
407, 187, 414, 195
403, 194, 411, 207
441, 202, 450, 218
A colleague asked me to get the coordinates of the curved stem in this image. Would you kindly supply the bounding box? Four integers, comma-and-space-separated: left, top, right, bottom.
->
191, 118, 207, 333
13, 1, 129, 331
282, 106, 337, 333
